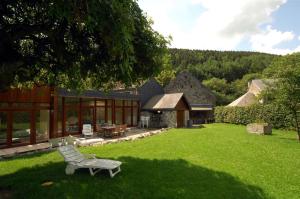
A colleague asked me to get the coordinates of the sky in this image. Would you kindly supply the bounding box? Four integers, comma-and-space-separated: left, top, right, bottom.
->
138, 0, 300, 55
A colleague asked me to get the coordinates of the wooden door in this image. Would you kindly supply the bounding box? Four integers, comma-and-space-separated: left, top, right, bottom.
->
177, 110, 185, 128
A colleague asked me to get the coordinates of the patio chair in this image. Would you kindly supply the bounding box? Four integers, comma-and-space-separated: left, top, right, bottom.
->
82, 124, 93, 137
58, 145, 122, 178
112, 125, 121, 138
119, 124, 127, 136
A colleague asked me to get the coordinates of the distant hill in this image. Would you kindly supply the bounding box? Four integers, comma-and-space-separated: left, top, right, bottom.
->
169, 48, 279, 82
168, 48, 280, 105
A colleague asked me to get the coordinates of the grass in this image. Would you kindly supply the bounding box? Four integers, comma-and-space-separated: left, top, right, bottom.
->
0, 123, 299, 199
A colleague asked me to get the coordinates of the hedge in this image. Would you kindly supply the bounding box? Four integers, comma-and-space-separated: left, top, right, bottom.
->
214, 104, 295, 130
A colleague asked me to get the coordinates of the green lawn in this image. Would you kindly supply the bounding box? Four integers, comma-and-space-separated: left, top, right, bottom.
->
0, 123, 299, 199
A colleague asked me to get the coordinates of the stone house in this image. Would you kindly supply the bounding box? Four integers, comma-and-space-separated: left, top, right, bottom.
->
227, 79, 274, 107
139, 72, 216, 127
142, 93, 190, 128
164, 72, 216, 124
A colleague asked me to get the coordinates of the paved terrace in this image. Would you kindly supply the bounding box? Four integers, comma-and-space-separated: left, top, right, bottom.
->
0, 128, 170, 159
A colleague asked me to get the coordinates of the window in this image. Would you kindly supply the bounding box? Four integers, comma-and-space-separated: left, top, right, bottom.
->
82, 98, 95, 106
124, 100, 131, 106
12, 103, 32, 108
133, 108, 138, 126
106, 100, 112, 106
107, 107, 112, 124
65, 97, 80, 134
66, 109, 79, 133
36, 110, 50, 142
65, 97, 79, 106
115, 100, 123, 106
124, 107, 131, 125
96, 100, 105, 106
82, 108, 94, 126
115, 108, 123, 125
0, 103, 8, 108
133, 101, 138, 107
96, 107, 105, 125
57, 97, 63, 137
12, 111, 30, 145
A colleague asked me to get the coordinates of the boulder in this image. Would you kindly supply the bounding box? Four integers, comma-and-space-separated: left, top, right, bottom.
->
247, 123, 272, 135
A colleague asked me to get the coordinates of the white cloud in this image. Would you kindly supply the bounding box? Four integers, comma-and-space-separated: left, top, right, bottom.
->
250, 25, 300, 55
138, 0, 300, 54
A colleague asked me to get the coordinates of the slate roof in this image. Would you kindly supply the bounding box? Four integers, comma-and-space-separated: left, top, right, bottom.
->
57, 88, 139, 100
138, 78, 164, 107
142, 93, 187, 110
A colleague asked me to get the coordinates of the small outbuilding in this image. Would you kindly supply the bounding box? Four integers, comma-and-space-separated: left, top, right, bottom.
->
142, 93, 190, 128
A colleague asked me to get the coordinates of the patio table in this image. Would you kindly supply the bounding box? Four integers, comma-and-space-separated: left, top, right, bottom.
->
102, 126, 116, 138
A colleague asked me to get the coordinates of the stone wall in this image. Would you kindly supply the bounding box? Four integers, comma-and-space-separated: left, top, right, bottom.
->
161, 111, 177, 128
164, 71, 216, 105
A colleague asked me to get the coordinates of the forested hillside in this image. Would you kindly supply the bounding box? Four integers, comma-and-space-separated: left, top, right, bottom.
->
168, 48, 279, 105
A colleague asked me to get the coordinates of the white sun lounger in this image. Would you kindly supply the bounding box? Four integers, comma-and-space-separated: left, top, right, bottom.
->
58, 145, 121, 178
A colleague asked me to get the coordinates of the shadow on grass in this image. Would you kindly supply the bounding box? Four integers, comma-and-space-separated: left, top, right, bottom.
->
0, 157, 272, 199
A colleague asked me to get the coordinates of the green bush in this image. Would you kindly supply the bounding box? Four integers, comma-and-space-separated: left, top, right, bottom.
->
214, 104, 295, 130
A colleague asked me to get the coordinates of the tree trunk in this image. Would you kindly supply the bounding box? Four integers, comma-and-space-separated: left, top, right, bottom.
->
293, 110, 300, 142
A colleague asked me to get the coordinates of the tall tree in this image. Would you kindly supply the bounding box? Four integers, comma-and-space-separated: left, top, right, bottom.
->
0, 0, 168, 90
264, 53, 300, 142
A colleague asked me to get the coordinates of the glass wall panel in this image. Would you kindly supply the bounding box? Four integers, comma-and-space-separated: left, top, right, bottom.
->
133, 101, 138, 106
115, 108, 123, 125
82, 98, 95, 106
66, 109, 79, 133
115, 100, 123, 106
12, 103, 32, 108
57, 97, 63, 137
133, 108, 138, 126
12, 111, 30, 145
124, 100, 131, 106
107, 100, 112, 106
0, 112, 7, 148
82, 108, 94, 127
0, 103, 8, 108
107, 107, 112, 124
96, 100, 105, 106
96, 107, 105, 125
125, 107, 131, 125
36, 110, 50, 142
65, 97, 79, 106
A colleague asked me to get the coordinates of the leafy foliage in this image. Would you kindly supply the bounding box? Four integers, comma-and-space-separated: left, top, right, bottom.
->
169, 48, 277, 81
0, 0, 168, 90
167, 48, 277, 105
155, 54, 176, 86
215, 105, 294, 130
262, 53, 300, 141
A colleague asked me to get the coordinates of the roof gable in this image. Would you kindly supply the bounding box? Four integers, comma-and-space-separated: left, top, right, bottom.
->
142, 93, 189, 110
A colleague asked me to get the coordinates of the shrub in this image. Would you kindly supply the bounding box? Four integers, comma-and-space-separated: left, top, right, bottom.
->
214, 104, 294, 130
